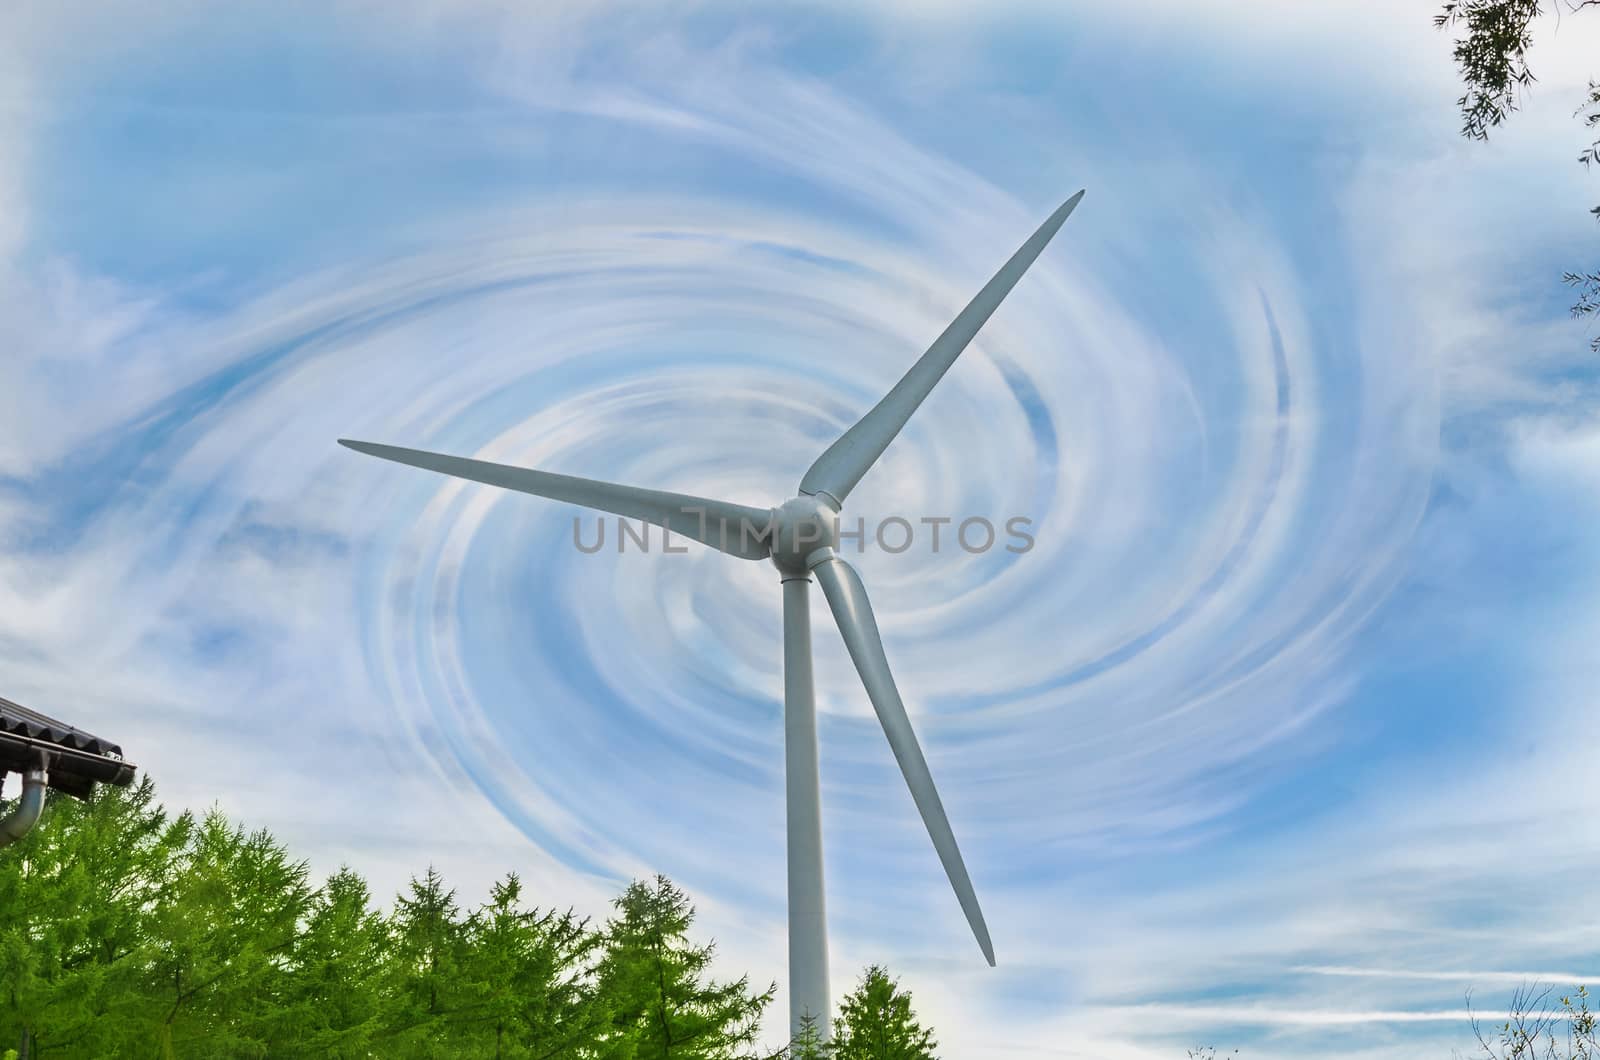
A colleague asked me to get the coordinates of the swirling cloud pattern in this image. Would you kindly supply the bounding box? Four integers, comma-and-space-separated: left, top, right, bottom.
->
4, 4, 1600, 1056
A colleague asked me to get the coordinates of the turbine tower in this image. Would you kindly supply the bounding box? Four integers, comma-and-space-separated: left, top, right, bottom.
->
340, 190, 1084, 1040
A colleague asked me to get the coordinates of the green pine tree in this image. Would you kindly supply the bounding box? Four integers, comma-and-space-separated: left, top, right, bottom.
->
384, 865, 470, 1056
281, 866, 393, 1058
142, 809, 313, 1057
595, 875, 775, 1059
832, 965, 937, 1060
786, 1013, 832, 1059
456, 872, 607, 1059
0, 777, 191, 1057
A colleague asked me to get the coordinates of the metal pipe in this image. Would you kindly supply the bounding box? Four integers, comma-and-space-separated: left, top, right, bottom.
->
0, 752, 49, 848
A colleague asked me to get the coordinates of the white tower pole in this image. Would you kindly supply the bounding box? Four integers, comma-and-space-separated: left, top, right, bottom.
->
783, 573, 831, 1041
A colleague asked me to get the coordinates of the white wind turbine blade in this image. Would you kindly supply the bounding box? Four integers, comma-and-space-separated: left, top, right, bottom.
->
810, 552, 995, 966
800, 191, 1084, 507
338, 439, 773, 561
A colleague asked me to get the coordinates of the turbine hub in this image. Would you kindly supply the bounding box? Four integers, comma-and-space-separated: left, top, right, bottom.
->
769, 494, 839, 575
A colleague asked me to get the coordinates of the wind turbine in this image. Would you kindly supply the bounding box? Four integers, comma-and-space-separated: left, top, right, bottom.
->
340, 190, 1084, 1040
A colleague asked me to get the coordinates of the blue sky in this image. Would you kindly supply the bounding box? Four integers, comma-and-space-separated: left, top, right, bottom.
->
4, 2, 1600, 1055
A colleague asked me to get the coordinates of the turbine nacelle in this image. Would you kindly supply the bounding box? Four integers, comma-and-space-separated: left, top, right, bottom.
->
769, 494, 840, 575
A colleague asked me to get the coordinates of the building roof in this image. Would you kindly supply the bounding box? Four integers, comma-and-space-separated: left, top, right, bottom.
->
0, 695, 137, 799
